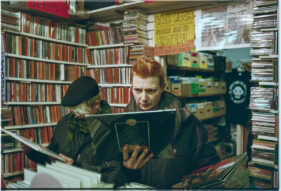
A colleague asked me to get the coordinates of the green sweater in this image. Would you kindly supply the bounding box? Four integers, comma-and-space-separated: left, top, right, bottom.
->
27, 100, 122, 171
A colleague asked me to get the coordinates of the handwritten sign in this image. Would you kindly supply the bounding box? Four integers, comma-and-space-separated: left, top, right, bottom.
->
154, 8, 195, 56
27, 1, 70, 18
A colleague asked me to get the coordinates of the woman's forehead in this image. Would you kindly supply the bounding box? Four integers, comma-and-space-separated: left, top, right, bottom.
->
132, 75, 160, 88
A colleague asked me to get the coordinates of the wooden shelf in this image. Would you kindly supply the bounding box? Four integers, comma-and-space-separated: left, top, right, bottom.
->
200, 112, 226, 121
167, 65, 222, 73
5, 53, 89, 66
4, 123, 57, 130
2, 147, 22, 154
6, 77, 73, 84
180, 92, 226, 98
109, 103, 127, 107
85, 1, 237, 22
87, 64, 132, 68
4, 102, 61, 105
1, 119, 11, 122
3, 171, 23, 178
99, 83, 131, 87
88, 43, 125, 49
3, 30, 87, 47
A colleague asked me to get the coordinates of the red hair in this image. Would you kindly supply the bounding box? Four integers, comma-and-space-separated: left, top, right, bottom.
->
132, 57, 165, 87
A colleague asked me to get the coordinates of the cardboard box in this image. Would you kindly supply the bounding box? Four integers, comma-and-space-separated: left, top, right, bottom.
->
171, 83, 198, 97
181, 52, 192, 67
212, 101, 220, 117
171, 83, 181, 96
204, 102, 213, 119
207, 54, 214, 70
166, 52, 192, 67
213, 80, 220, 94
196, 103, 205, 119
205, 78, 214, 94
186, 103, 197, 116
198, 79, 206, 95
165, 78, 172, 92
190, 52, 199, 68
217, 100, 226, 116
199, 55, 208, 69
220, 81, 226, 94
166, 54, 180, 66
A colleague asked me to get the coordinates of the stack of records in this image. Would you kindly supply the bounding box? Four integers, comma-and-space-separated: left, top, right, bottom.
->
251, 58, 277, 82
1, 10, 21, 32
249, 87, 277, 110
250, 0, 278, 57
249, 1, 278, 188
251, 139, 277, 167
123, 9, 149, 45
249, 160, 278, 189
128, 45, 154, 64
1, 105, 12, 125
251, 112, 277, 139
87, 22, 123, 46
172, 153, 249, 189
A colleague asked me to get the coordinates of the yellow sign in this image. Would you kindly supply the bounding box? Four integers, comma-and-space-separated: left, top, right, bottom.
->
155, 8, 195, 47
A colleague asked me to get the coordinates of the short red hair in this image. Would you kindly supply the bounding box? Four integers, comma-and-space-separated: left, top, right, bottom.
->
132, 57, 165, 87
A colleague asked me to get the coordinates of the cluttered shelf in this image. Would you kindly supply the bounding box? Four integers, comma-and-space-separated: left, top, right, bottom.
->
4, 123, 57, 130
179, 92, 226, 98
85, 1, 239, 22
4, 53, 89, 66
6, 77, 73, 85
3, 30, 87, 47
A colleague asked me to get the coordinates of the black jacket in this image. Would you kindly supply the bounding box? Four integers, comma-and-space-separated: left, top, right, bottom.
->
102, 91, 220, 188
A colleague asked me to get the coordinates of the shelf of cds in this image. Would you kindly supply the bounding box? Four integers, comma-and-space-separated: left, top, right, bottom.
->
85, 18, 130, 113
4, 123, 57, 130
248, 0, 278, 189
1, 10, 87, 179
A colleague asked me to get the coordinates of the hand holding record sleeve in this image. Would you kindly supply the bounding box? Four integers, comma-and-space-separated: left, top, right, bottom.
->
86, 109, 176, 157
2, 129, 66, 162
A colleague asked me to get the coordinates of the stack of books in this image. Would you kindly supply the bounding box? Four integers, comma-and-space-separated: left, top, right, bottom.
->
249, 87, 277, 110
1, 105, 12, 125
172, 153, 249, 189
128, 45, 154, 64
1, 10, 20, 32
123, 9, 149, 45
87, 22, 124, 46
249, 1, 278, 187
251, 58, 277, 82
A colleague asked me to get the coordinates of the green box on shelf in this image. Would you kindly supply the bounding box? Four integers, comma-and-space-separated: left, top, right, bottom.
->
190, 82, 199, 95
167, 52, 192, 67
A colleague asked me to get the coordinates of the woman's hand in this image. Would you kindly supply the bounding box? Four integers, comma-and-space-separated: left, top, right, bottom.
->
59, 154, 74, 165
20, 138, 34, 153
122, 145, 153, 170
